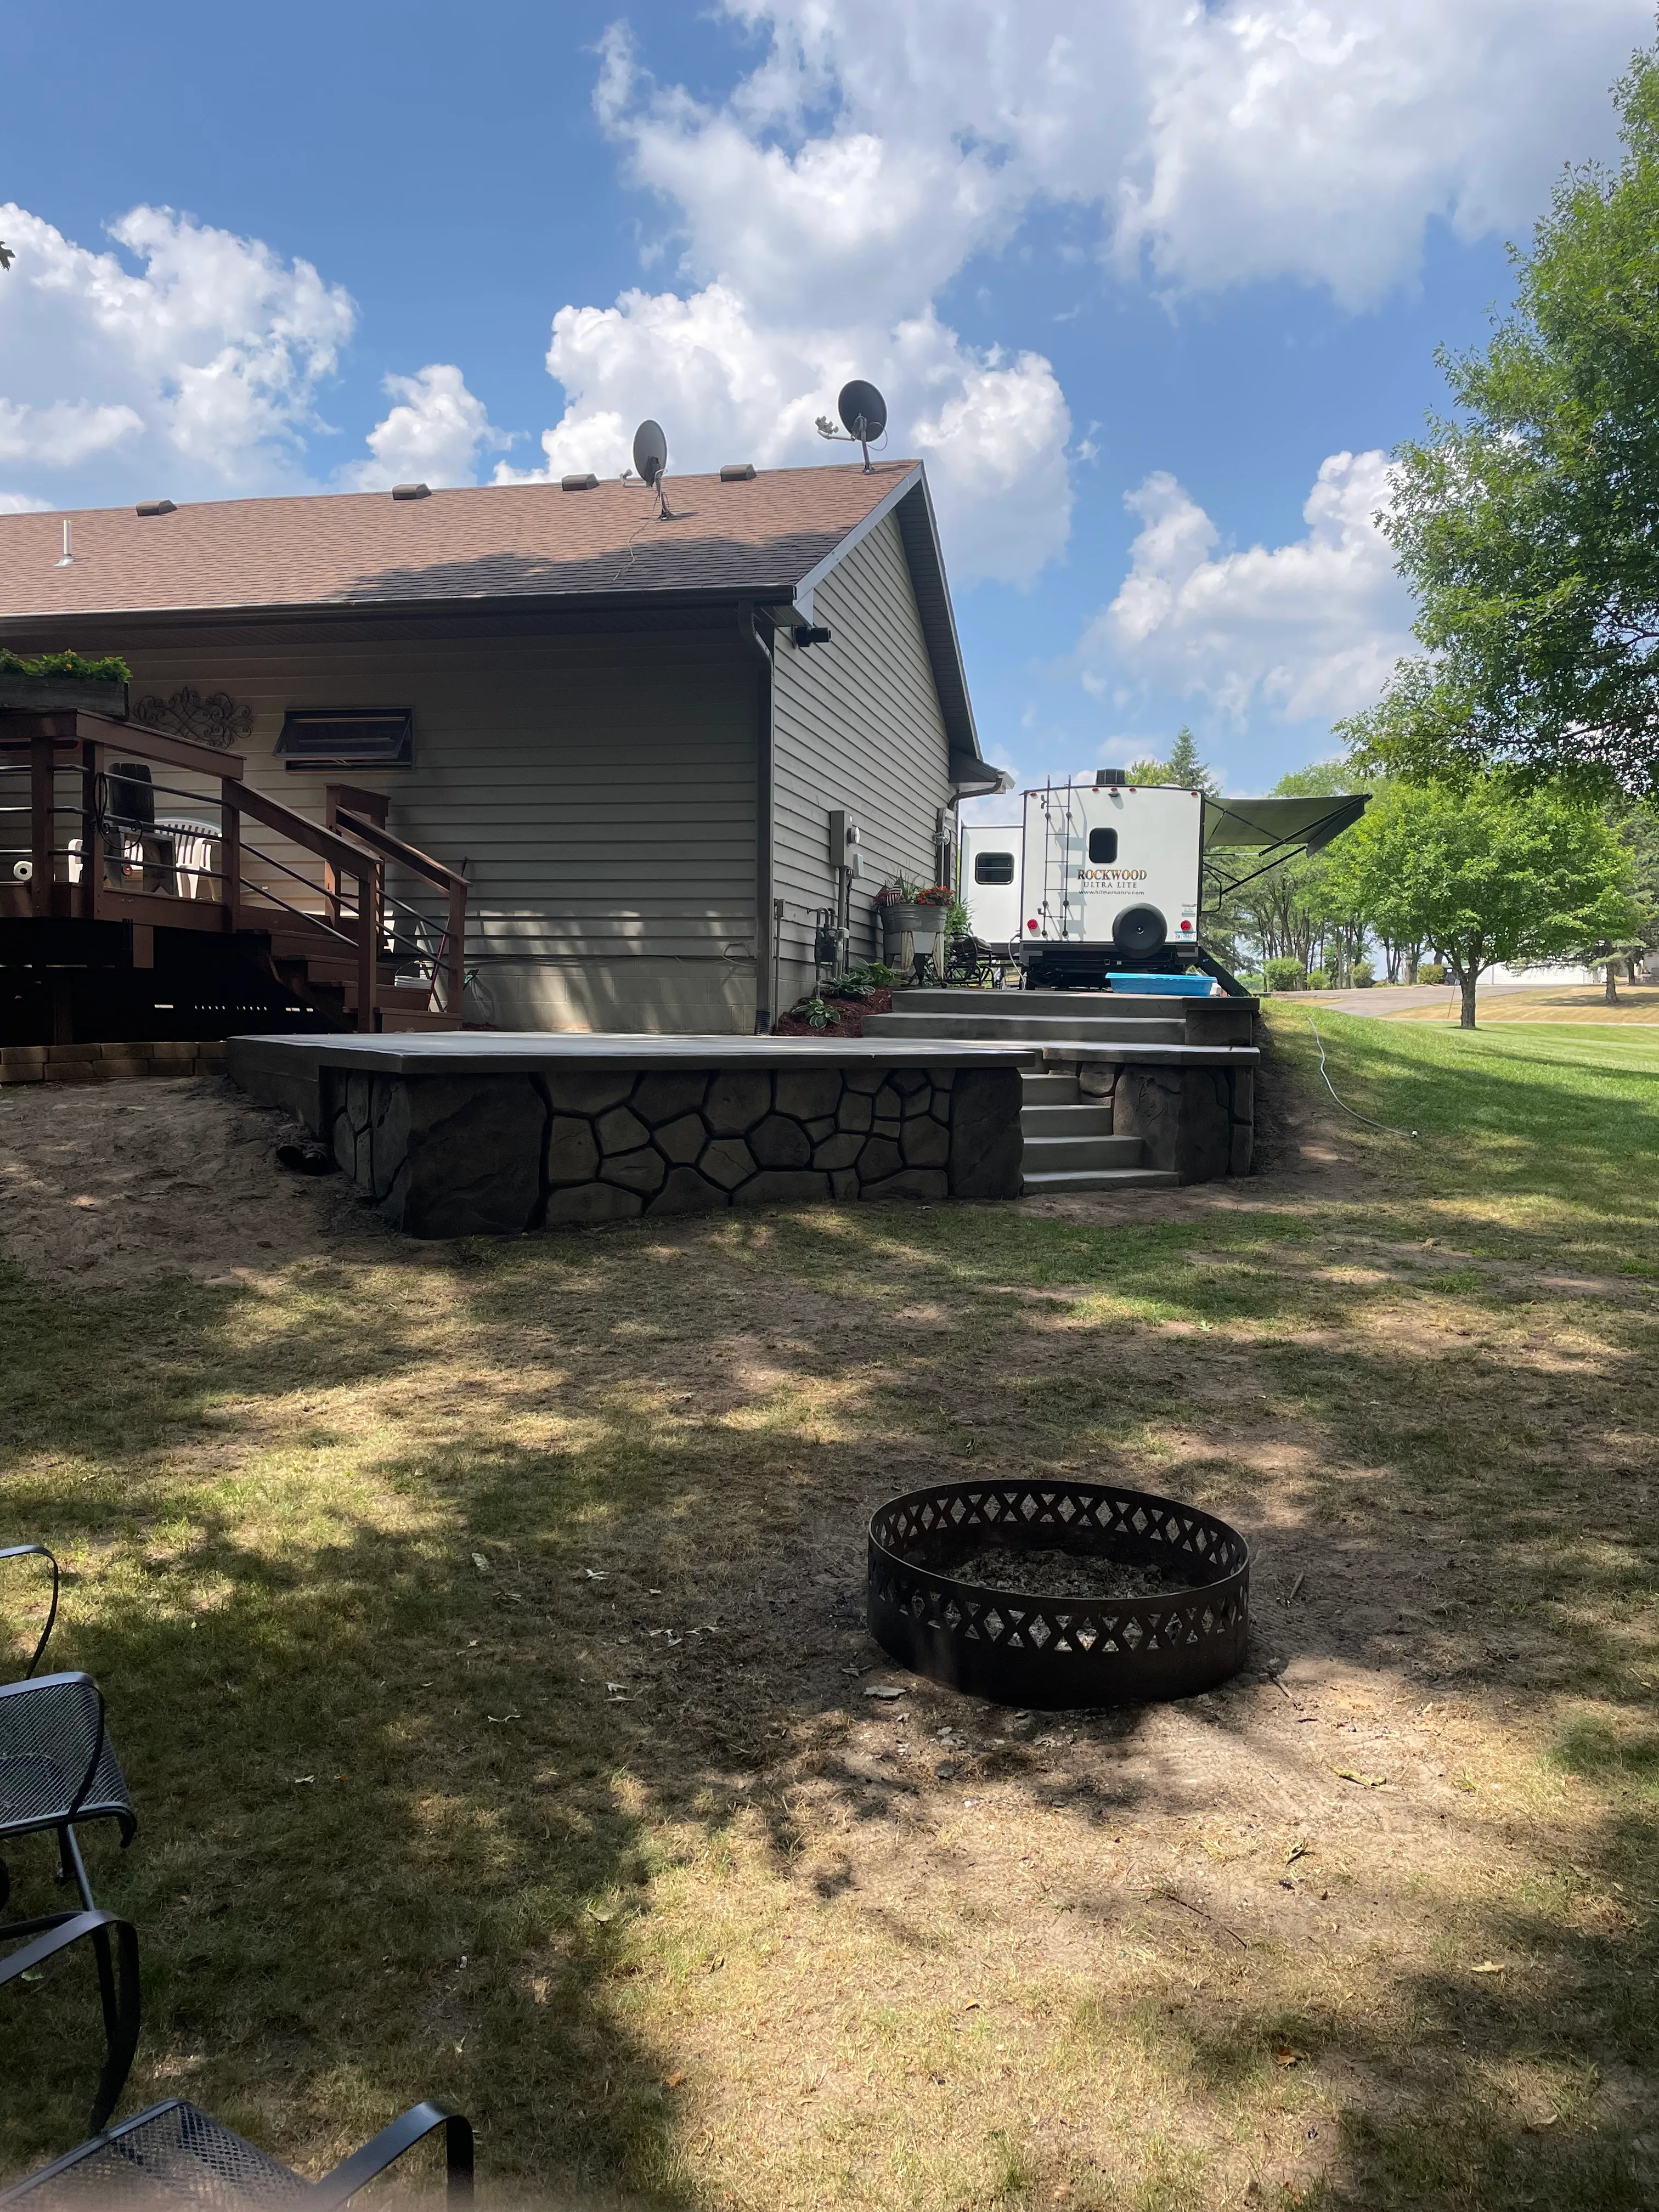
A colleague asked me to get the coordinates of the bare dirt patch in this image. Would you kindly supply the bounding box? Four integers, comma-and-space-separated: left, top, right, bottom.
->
0, 1076, 370, 1295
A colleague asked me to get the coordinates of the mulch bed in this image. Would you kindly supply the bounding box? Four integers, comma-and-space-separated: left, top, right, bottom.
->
772, 987, 893, 1039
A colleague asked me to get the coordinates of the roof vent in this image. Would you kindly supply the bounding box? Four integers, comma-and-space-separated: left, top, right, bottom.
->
136, 499, 176, 518
720, 462, 757, 482
391, 482, 430, 501
1096, 769, 1128, 788
561, 473, 599, 492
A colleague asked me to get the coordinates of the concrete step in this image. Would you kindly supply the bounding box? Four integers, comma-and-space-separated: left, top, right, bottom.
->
900, 988, 1149, 1013
1022, 1166, 1181, 1193
861, 1010, 1186, 1045
1020, 1071, 1079, 1103
1023, 1132, 1148, 1172
1021, 1103, 1114, 1139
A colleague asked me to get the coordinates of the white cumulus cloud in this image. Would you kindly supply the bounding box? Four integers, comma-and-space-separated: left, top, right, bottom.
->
350, 364, 510, 490
502, 275, 1071, 589
0, 201, 355, 501
1083, 449, 1414, 722
709, 0, 1647, 307
505, 27, 1074, 588
519, 1, 1645, 589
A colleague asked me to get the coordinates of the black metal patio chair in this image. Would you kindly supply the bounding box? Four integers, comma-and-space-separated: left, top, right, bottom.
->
1, 1909, 140, 2134
1, 2097, 475, 2208
1, 1547, 137, 1919
1, 1545, 60, 1680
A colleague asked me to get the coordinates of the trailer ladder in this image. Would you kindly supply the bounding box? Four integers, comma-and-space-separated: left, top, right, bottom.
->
1037, 782, 1084, 940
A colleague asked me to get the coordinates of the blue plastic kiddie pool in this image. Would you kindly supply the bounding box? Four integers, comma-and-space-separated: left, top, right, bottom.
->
1109, 973, 1220, 996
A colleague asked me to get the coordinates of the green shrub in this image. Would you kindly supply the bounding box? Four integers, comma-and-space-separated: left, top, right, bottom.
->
1352, 957, 1376, 986
1306, 966, 1333, 990
1419, 961, 1447, 986
1239, 972, 1267, 996
1262, 957, 1306, 994
0, 647, 131, 683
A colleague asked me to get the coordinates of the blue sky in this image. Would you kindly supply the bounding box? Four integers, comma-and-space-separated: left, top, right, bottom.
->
2, 0, 1650, 806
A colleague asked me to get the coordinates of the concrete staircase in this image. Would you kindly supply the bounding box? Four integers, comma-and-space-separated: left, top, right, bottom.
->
859, 985, 1256, 1195
1019, 1067, 1179, 1194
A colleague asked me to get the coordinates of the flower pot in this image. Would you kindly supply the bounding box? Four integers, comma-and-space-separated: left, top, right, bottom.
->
0, 674, 128, 718
881, 901, 945, 973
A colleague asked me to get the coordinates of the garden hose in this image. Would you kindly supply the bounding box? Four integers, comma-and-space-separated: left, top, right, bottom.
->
1306, 1015, 1419, 1138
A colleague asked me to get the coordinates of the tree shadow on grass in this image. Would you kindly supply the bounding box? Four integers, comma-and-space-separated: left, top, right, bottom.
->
1, 1148, 1657, 2208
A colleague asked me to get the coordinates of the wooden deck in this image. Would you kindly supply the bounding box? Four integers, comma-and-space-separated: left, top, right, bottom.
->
0, 706, 468, 1041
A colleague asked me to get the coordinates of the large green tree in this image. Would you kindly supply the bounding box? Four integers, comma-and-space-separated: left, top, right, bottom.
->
1322, 780, 1640, 1025
1347, 42, 1659, 797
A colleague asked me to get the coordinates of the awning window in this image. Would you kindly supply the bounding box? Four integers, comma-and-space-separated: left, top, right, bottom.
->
276, 709, 413, 769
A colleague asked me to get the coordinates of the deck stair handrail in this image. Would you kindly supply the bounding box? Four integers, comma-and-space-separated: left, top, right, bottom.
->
219, 777, 384, 1026
332, 805, 467, 1016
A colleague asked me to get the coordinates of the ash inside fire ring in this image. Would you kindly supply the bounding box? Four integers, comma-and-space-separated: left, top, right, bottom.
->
938, 1546, 1181, 1601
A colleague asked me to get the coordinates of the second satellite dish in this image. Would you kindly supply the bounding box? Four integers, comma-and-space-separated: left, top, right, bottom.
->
815, 379, 888, 472
632, 419, 668, 487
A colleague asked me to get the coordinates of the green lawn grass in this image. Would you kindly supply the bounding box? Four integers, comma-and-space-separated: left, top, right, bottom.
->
1, 1020, 1657, 2211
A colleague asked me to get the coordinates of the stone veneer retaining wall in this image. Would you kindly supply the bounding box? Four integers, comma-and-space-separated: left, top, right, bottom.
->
1067, 1059, 1255, 1181
325, 1060, 1024, 1238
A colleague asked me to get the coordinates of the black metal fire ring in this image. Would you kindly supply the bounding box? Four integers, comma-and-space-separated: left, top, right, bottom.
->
867, 1479, 1251, 1709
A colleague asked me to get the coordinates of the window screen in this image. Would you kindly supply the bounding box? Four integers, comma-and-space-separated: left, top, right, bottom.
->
1088, 827, 1119, 864
276, 709, 413, 769
974, 850, 1015, 884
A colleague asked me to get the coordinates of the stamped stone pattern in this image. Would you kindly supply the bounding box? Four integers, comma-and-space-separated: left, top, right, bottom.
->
1075, 1059, 1254, 1182
322, 1059, 1024, 1237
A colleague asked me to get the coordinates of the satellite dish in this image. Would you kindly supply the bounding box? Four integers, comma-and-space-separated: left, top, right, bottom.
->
838, 380, 887, 443
632, 419, 668, 488
815, 379, 888, 472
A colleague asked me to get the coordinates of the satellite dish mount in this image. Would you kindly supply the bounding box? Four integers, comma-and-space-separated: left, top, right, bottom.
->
816, 379, 888, 473
631, 418, 675, 518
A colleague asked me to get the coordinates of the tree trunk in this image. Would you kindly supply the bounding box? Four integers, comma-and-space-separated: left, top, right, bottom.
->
1606, 963, 1619, 1003
1460, 969, 1478, 1028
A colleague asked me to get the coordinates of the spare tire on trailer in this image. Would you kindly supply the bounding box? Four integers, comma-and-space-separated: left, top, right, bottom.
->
1111, 902, 1167, 958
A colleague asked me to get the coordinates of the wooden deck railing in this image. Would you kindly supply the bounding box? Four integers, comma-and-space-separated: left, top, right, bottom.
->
0, 706, 467, 1031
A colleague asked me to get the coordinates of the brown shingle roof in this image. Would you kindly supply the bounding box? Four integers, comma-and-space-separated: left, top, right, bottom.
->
0, 462, 917, 618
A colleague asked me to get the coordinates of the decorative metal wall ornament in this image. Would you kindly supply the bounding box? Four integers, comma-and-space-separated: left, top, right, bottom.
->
133, 686, 255, 751
867, 1480, 1251, 1708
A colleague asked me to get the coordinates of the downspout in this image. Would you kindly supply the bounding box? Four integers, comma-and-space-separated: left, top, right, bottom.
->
740, 601, 776, 1032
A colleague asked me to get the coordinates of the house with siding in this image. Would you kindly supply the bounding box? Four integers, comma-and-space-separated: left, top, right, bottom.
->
0, 461, 997, 1035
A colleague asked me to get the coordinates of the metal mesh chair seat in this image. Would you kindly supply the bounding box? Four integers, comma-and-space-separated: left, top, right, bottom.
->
3, 2099, 474, 2209
0, 1675, 135, 1847
4, 2103, 311, 2208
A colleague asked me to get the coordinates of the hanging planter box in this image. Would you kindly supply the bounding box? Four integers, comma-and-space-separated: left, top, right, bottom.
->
0, 674, 128, 718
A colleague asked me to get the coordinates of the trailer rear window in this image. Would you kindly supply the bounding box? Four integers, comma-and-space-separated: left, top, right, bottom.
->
974, 851, 1015, 884
1088, 828, 1119, 864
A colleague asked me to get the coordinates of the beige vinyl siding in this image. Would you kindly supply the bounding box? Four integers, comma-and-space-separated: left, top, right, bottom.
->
770, 510, 952, 1008
104, 623, 759, 1033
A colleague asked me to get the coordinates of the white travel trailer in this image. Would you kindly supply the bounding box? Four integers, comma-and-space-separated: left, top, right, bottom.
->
959, 771, 1369, 990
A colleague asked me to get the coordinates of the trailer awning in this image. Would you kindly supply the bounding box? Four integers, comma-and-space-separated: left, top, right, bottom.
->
1201, 793, 1369, 855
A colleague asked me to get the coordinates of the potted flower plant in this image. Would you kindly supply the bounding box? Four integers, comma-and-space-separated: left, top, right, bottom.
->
875, 876, 952, 973
0, 649, 131, 718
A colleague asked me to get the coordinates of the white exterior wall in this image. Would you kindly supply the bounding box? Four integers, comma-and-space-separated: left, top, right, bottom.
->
770, 511, 953, 1012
